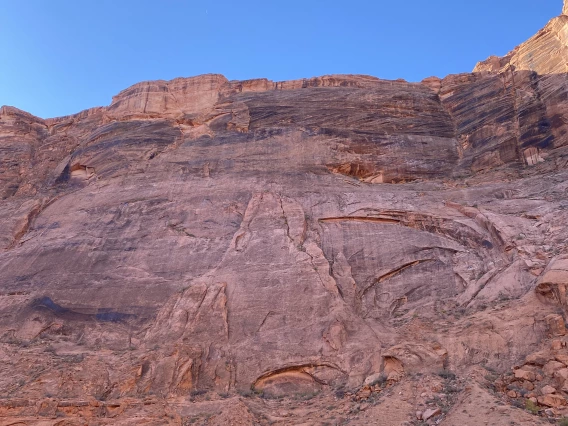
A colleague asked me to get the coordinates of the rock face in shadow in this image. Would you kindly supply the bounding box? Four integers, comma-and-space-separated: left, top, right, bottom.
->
0, 4, 567, 425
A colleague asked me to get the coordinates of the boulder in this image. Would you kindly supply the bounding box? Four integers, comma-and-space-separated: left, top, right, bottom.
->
555, 353, 568, 366
514, 369, 536, 382
423, 408, 441, 421
546, 314, 567, 337
536, 257, 568, 309
525, 352, 552, 367
541, 385, 557, 395
538, 394, 567, 408
554, 368, 568, 380
522, 381, 535, 391
364, 373, 384, 387
544, 361, 566, 377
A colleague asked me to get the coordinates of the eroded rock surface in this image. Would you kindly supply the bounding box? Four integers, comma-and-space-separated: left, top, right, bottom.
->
0, 3, 568, 425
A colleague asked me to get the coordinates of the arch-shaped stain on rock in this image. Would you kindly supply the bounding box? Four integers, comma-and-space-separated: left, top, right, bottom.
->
381, 343, 448, 383
252, 363, 346, 397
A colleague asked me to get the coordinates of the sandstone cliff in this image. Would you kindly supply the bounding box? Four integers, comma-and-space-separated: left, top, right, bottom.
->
0, 3, 568, 426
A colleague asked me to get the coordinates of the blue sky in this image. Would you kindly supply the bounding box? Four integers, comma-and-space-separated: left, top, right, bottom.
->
0, 0, 562, 118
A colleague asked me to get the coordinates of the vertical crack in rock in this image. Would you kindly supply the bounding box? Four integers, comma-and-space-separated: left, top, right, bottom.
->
456, 266, 507, 307
278, 194, 340, 297
8, 200, 44, 249
256, 311, 274, 333
360, 259, 436, 300
506, 69, 524, 165
278, 196, 294, 245
219, 282, 229, 340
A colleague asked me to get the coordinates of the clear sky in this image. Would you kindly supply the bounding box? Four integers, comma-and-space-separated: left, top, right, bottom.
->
0, 0, 562, 118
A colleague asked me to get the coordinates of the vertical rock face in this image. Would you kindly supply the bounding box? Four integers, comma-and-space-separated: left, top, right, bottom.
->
0, 106, 49, 198
458, 4, 568, 174
474, 9, 568, 75
107, 74, 228, 120
564, 0, 568, 16
0, 6, 567, 426
436, 69, 567, 171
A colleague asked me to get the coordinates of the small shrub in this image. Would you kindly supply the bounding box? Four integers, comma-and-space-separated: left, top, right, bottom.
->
511, 399, 524, 409
438, 370, 456, 380
299, 392, 319, 401
559, 418, 568, 426
238, 389, 253, 398
443, 384, 460, 394
371, 373, 388, 387
525, 399, 539, 415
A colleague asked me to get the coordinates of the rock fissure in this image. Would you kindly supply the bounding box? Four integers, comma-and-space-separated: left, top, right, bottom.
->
360, 259, 435, 300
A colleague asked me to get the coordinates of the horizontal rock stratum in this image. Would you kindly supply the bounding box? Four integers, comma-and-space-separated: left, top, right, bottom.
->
0, 3, 567, 426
